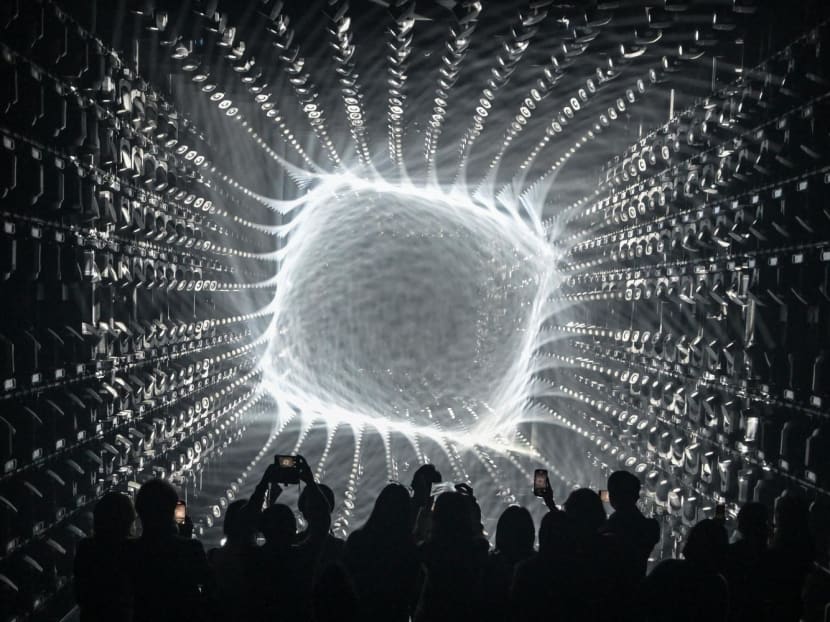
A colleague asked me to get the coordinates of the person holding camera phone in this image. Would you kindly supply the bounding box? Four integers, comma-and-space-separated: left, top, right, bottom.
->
194, 460, 296, 622
294, 456, 346, 567
128, 479, 214, 622
252, 454, 346, 620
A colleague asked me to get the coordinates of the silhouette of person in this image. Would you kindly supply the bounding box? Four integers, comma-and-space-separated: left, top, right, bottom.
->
344, 483, 419, 622
511, 510, 597, 621
128, 479, 212, 622
208, 499, 260, 621
725, 502, 770, 622
411, 464, 442, 540
292, 456, 345, 619
639, 519, 729, 622
563, 488, 607, 533
414, 491, 488, 622
482, 505, 535, 622
253, 503, 301, 622
764, 491, 815, 622
454, 483, 490, 553
244, 463, 281, 527
563, 488, 631, 622
311, 563, 359, 622
601, 471, 660, 578
494, 505, 535, 563
74, 492, 136, 622
296, 482, 345, 563
683, 518, 729, 575
260, 502, 296, 549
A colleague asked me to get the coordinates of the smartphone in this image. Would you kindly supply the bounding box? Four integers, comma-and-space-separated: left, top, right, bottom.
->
274, 455, 300, 484
175, 500, 186, 525
533, 469, 549, 497
714, 503, 726, 521
599, 489, 610, 503
276, 455, 297, 469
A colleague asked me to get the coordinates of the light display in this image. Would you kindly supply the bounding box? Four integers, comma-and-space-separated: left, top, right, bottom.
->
1, 1, 829, 618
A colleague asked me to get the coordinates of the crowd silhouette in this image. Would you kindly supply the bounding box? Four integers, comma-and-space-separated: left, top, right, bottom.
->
73, 457, 830, 622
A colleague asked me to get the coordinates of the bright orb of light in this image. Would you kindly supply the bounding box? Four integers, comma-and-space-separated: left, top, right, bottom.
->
270, 179, 554, 434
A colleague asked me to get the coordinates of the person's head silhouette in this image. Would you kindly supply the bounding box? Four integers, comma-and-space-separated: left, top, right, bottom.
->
683, 519, 728, 573
300, 484, 335, 535
93, 492, 136, 541
495, 505, 534, 562
365, 482, 411, 538
564, 488, 606, 533
135, 479, 179, 535
411, 464, 442, 506
223, 499, 256, 546
431, 492, 472, 543
774, 490, 810, 539
538, 510, 578, 559
736, 502, 769, 545
773, 489, 813, 558
607, 470, 641, 511
260, 503, 296, 547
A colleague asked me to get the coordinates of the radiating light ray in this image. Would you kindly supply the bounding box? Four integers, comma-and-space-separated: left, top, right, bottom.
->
518, 70, 662, 208
209, 30, 319, 170
332, 424, 365, 537
386, 0, 417, 172
474, 9, 604, 196
438, 437, 469, 483
327, 0, 373, 166
423, 1, 482, 176
259, 1, 343, 168
452, 1, 554, 187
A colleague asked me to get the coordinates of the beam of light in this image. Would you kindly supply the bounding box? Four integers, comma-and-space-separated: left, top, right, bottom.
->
452, 0, 554, 187
385, 1, 417, 174
327, 0, 373, 166
261, 4, 343, 168
423, 1, 482, 176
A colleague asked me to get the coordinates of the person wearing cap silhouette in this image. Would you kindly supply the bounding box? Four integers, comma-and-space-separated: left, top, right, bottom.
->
600, 470, 660, 578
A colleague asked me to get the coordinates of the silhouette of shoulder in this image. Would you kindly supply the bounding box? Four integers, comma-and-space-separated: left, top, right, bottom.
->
74, 537, 134, 621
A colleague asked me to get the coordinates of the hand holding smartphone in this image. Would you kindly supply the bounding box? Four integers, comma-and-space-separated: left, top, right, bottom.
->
175, 501, 194, 538
533, 469, 558, 511
273, 455, 301, 484
175, 500, 187, 525
533, 469, 550, 497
